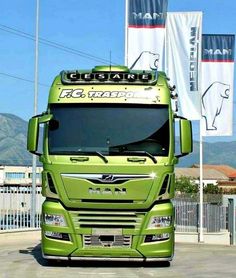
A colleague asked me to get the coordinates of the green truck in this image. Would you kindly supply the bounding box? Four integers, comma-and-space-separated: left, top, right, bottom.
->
27, 65, 192, 262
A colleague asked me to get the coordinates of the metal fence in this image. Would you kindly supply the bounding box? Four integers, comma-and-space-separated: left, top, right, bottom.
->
174, 195, 228, 233
0, 187, 228, 234
0, 186, 44, 231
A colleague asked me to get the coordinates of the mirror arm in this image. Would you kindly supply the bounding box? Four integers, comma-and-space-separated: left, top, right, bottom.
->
174, 114, 187, 120
29, 151, 42, 156
176, 153, 188, 158
39, 114, 53, 124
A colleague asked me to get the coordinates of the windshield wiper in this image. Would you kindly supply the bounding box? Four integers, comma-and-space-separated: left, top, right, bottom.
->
92, 151, 108, 163
76, 151, 108, 164
110, 150, 157, 164
75, 151, 108, 164
52, 150, 108, 164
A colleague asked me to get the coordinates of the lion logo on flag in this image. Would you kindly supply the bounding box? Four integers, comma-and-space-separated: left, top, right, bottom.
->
202, 81, 230, 131
130, 51, 160, 70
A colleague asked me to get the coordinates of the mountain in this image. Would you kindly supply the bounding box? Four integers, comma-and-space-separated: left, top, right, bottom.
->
178, 140, 236, 168
0, 113, 236, 167
0, 113, 33, 165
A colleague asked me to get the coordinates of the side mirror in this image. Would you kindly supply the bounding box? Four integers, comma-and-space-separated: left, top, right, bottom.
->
27, 114, 53, 155
27, 117, 39, 154
175, 116, 193, 158
179, 119, 193, 157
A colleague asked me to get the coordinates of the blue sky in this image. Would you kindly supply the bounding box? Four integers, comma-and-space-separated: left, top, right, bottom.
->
0, 0, 235, 142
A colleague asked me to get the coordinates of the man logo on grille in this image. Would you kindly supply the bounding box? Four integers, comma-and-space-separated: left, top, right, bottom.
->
88, 187, 127, 195
102, 175, 115, 182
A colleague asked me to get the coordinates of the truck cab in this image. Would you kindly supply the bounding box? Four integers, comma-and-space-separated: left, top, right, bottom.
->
27, 65, 192, 262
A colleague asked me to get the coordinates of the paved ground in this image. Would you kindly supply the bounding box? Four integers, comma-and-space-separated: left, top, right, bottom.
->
0, 231, 236, 278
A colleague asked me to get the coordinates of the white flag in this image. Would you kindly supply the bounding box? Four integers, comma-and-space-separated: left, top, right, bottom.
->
165, 12, 202, 120
201, 35, 235, 136
125, 0, 168, 71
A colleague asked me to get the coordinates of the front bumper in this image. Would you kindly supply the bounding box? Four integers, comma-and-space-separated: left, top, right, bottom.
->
42, 253, 173, 262
41, 200, 174, 260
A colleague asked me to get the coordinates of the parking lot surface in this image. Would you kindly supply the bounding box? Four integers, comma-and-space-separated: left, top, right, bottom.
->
0, 231, 236, 278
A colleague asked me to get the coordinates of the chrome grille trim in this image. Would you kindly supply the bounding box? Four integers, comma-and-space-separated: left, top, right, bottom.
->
83, 235, 132, 248
61, 173, 154, 184
69, 211, 144, 229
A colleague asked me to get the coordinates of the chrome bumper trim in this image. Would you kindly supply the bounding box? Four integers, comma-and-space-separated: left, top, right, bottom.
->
43, 253, 172, 262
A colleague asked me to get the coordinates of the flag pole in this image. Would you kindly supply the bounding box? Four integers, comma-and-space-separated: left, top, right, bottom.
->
124, 0, 129, 66
198, 20, 204, 242
199, 120, 204, 242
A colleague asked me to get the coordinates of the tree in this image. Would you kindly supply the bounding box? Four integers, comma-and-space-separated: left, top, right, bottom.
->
203, 184, 222, 194
175, 176, 198, 194
175, 176, 222, 195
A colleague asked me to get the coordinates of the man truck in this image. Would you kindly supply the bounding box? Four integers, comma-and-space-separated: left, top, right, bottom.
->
27, 65, 192, 262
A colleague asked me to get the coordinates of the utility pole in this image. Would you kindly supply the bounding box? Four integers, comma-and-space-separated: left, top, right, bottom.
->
31, 0, 40, 228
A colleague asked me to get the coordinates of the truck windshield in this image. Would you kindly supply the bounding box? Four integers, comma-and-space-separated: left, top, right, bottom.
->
48, 104, 170, 156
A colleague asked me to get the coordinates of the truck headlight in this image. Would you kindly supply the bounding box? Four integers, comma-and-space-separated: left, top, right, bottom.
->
148, 216, 171, 228
44, 213, 67, 227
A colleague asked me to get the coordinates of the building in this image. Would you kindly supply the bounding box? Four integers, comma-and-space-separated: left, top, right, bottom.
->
175, 167, 228, 186
192, 164, 236, 179
176, 165, 236, 192
0, 165, 42, 187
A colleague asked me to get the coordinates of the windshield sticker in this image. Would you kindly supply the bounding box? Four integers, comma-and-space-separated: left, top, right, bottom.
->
59, 89, 159, 101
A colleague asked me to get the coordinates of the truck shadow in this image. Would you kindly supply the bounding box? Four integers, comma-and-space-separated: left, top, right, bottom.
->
19, 244, 170, 268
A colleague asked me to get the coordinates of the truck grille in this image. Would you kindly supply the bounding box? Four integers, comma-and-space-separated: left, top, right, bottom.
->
83, 235, 132, 248
69, 211, 143, 229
